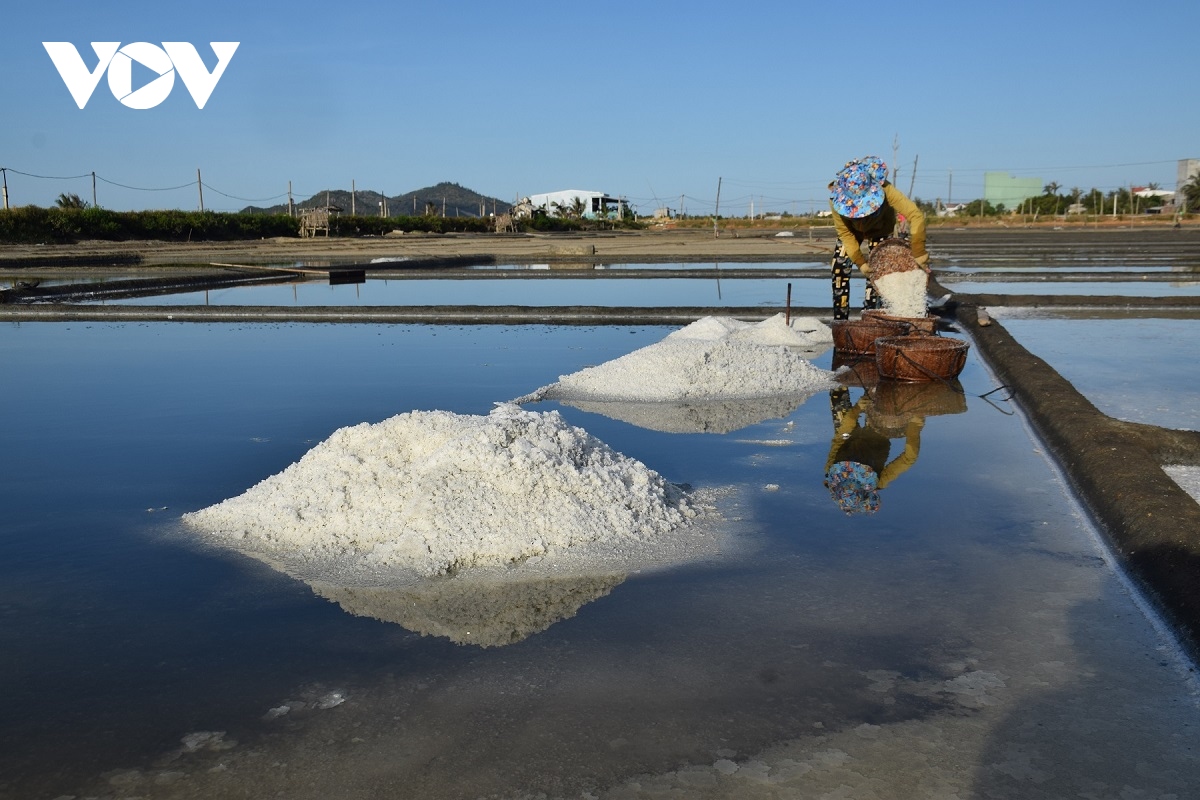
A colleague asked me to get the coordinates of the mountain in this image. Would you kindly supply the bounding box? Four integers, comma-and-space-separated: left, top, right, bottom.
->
242, 182, 511, 218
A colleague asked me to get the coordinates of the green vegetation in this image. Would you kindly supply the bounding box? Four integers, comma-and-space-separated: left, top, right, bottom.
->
1182, 173, 1200, 213
0, 206, 299, 243
337, 214, 492, 235
55, 192, 89, 210
0, 203, 643, 243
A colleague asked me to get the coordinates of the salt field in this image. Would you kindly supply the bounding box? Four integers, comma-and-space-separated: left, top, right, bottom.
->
943, 279, 1200, 297
3, 293, 1199, 798
994, 316, 1200, 430
89, 275, 828, 308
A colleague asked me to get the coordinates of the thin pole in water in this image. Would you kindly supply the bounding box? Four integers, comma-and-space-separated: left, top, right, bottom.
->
786, 282, 792, 325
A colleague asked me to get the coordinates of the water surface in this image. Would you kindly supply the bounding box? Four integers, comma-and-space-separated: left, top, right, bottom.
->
1, 320, 1195, 799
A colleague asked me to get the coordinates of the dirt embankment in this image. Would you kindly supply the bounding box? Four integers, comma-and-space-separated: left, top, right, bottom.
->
0, 228, 832, 268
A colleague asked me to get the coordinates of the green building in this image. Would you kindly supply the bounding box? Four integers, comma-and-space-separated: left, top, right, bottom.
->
984, 172, 1043, 212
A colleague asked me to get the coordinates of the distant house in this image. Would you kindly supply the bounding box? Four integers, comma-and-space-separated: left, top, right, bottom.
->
517, 189, 629, 219
936, 202, 968, 217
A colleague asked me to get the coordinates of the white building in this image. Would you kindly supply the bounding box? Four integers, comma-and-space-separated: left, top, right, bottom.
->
517, 190, 628, 219
1178, 159, 1200, 195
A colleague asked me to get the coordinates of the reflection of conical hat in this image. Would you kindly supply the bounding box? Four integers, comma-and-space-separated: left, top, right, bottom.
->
312, 573, 625, 648
824, 461, 880, 515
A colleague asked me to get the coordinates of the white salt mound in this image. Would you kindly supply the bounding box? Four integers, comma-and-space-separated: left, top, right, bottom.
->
182, 404, 697, 577
873, 269, 929, 318
525, 314, 836, 404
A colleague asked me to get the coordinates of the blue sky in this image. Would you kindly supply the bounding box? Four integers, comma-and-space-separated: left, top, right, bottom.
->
3, 1, 1196, 214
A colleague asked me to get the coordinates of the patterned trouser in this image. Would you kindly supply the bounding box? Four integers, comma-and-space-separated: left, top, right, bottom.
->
829, 386, 853, 427
831, 235, 910, 320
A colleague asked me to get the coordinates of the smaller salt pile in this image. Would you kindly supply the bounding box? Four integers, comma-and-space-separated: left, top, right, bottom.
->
869, 240, 928, 318
521, 314, 837, 405
182, 404, 697, 577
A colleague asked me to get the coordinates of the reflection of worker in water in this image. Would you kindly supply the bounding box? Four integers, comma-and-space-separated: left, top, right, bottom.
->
824, 391, 923, 515
828, 155, 928, 320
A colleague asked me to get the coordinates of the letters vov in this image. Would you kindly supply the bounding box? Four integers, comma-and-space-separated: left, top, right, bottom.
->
43, 42, 239, 109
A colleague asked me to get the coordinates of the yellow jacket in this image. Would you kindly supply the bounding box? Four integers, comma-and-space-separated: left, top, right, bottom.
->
825, 395, 923, 489
831, 183, 927, 271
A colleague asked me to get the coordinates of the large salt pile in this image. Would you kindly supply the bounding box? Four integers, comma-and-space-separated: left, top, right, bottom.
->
521, 314, 837, 405
182, 404, 698, 577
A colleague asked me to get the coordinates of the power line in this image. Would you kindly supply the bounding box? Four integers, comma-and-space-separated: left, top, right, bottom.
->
95, 175, 195, 192
200, 182, 290, 203
3, 167, 91, 181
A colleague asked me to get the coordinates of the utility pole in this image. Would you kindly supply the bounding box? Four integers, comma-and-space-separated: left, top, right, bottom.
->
197, 168, 204, 212
92, 171, 97, 208
908, 155, 918, 196
1, 168, 8, 210
891, 134, 899, 182
948, 169, 952, 206
713, 176, 722, 238
288, 181, 294, 217
351, 179, 356, 216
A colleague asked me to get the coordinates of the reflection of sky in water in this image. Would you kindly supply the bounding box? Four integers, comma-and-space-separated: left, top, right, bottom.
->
1, 321, 1196, 799
1002, 318, 1200, 430
938, 265, 1187, 273
96, 277, 835, 307
464, 261, 829, 271
946, 281, 1200, 296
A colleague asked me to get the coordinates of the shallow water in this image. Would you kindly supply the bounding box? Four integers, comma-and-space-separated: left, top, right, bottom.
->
999, 317, 1200, 430
95, 276, 829, 308
1, 320, 1196, 799
945, 280, 1200, 297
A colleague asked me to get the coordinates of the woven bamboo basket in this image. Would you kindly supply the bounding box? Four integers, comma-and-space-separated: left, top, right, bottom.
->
867, 238, 922, 281
875, 335, 969, 382
831, 318, 908, 355
862, 309, 938, 335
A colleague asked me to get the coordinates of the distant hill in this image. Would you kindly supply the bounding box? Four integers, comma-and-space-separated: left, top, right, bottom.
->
242, 182, 511, 218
